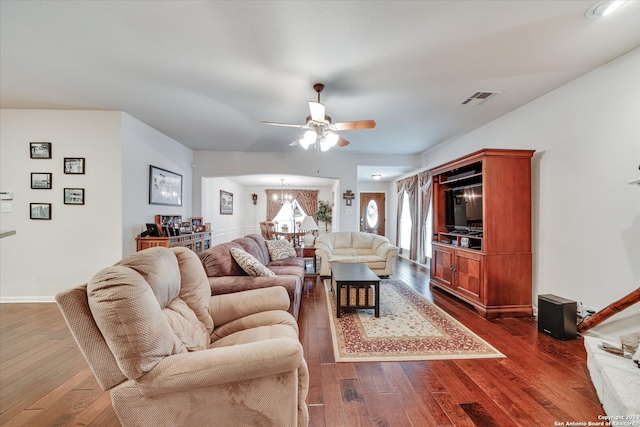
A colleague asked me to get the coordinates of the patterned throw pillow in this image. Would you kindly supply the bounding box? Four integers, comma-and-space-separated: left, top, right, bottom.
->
266, 239, 297, 260
230, 247, 276, 277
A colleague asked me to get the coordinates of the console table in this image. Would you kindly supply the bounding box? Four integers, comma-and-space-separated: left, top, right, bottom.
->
136, 231, 212, 254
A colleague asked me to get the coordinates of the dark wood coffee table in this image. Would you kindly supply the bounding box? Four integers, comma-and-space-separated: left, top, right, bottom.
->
330, 262, 380, 318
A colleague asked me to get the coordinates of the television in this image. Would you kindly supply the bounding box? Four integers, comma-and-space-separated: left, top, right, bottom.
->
444, 183, 483, 231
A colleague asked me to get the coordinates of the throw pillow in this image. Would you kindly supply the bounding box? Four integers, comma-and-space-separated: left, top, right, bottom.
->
266, 239, 297, 260
230, 247, 276, 277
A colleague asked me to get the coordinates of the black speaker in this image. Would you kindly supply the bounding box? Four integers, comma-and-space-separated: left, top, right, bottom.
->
538, 294, 577, 340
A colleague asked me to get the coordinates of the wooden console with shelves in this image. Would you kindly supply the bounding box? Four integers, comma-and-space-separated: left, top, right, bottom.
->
429, 148, 535, 318
136, 231, 212, 254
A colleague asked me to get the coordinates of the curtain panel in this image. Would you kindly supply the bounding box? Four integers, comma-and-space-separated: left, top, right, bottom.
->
265, 189, 319, 222
418, 171, 432, 264
396, 175, 419, 260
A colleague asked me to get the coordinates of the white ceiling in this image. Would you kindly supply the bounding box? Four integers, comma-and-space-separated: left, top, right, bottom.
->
1, 1, 639, 163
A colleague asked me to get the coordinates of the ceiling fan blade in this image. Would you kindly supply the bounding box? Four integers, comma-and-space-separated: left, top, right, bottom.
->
337, 136, 350, 147
261, 121, 305, 128
334, 120, 376, 131
289, 138, 301, 146
308, 102, 325, 122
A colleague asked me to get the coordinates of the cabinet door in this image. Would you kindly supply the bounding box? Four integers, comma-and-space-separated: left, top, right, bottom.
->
455, 250, 483, 301
432, 244, 454, 288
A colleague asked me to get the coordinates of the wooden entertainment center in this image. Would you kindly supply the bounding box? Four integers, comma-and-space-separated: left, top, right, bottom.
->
429, 148, 535, 318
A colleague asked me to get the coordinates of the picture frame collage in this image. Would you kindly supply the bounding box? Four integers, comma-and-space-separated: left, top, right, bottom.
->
29, 142, 86, 220
153, 215, 207, 237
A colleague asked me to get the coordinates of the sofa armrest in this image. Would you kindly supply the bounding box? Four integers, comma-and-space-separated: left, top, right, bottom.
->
374, 242, 399, 260
136, 336, 303, 397
314, 243, 332, 276
209, 286, 290, 325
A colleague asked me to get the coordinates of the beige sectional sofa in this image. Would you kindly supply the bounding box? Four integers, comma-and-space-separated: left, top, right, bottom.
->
314, 231, 398, 277
198, 234, 305, 320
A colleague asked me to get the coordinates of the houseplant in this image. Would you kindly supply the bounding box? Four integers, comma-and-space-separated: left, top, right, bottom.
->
315, 200, 332, 232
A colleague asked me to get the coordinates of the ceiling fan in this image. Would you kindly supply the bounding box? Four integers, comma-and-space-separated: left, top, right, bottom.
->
261, 83, 376, 151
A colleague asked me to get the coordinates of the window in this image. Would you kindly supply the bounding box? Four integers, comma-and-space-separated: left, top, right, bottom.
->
273, 201, 307, 231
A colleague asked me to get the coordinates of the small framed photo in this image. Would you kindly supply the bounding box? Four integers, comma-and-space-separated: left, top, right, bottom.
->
64, 188, 85, 205
191, 217, 205, 232
64, 158, 85, 174
220, 190, 233, 215
31, 172, 52, 189
149, 165, 182, 206
30, 142, 52, 159
30, 203, 51, 220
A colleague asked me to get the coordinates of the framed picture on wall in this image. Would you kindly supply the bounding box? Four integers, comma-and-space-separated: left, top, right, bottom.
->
30, 203, 51, 220
149, 165, 182, 206
30, 142, 51, 159
64, 157, 85, 174
220, 190, 233, 215
31, 172, 52, 189
64, 188, 85, 205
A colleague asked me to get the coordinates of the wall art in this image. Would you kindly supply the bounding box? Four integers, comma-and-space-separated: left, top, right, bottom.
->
64, 157, 85, 174
30, 142, 51, 159
220, 190, 233, 215
31, 172, 52, 189
149, 165, 182, 206
30, 203, 51, 220
64, 188, 85, 205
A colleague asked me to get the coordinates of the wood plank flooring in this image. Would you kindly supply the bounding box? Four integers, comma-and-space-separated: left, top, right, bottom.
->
0, 257, 604, 426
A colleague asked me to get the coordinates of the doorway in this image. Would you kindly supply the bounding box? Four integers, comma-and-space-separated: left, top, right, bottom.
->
360, 192, 386, 236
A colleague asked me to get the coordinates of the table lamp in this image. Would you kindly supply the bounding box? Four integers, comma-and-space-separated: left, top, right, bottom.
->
300, 216, 319, 247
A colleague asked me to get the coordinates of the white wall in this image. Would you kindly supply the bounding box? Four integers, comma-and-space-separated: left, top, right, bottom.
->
202, 177, 246, 244
0, 110, 193, 301
0, 110, 123, 301
420, 48, 640, 326
121, 113, 193, 256
192, 150, 420, 233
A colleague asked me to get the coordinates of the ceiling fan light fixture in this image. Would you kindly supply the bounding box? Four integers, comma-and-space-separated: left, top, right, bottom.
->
586, 0, 628, 18
300, 130, 316, 149
320, 131, 339, 151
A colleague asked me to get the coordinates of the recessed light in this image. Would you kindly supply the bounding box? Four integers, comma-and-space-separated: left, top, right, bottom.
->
586, 0, 628, 18
371, 174, 382, 180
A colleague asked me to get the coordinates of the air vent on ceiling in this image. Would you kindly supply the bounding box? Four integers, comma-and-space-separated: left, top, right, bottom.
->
461, 91, 503, 106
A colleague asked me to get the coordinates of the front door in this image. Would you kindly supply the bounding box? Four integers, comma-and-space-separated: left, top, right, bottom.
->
359, 192, 386, 236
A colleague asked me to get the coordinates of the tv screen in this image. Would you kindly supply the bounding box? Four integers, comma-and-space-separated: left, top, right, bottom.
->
444, 183, 483, 230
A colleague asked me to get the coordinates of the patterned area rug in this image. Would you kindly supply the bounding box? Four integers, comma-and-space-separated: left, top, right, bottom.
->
324, 279, 505, 362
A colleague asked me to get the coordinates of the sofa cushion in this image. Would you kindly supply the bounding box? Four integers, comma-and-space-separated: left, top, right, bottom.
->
233, 235, 270, 266
266, 239, 297, 260
199, 242, 248, 277
88, 266, 187, 380
230, 248, 276, 277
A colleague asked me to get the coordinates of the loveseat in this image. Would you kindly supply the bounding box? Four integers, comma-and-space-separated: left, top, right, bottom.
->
315, 231, 398, 277
199, 233, 305, 320
56, 246, 309, 427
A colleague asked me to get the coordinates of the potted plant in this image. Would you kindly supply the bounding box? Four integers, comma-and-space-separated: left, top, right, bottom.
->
315, 200, 332, 232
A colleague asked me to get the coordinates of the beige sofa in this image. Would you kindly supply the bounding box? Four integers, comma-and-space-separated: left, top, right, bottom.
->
314, 231, 398, 276
56, 246, 309, 427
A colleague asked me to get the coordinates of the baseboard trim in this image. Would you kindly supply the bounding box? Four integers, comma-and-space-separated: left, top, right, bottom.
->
1, 296, 55, 303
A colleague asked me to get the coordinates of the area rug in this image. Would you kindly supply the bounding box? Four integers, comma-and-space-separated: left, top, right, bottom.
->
324, 279, 505, 362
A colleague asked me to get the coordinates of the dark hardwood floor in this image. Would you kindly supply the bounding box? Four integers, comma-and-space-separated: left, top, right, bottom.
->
1, 257, 604, 426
